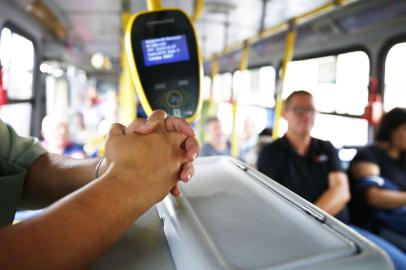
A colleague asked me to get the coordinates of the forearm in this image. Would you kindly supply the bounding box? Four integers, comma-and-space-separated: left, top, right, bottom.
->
0, 166, 152, 270
366, 188, 406, 209
21, 153, 102, 209
315, 188, 350, 216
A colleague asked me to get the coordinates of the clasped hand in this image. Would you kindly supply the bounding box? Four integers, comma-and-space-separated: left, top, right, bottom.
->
101, 110, 199, 199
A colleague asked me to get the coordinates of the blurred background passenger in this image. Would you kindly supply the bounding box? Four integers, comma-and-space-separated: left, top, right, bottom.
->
244, 127, 273, 167
41, 114, 87, 158
200, 116, 231, 157
239, 118, 258, 160
350, 107, 406, 241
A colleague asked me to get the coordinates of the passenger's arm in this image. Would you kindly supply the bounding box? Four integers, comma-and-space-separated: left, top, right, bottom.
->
0, 117, 187, 270
351, 161, 406, 209
315, 172, 351, 216
365, 187, 406, 209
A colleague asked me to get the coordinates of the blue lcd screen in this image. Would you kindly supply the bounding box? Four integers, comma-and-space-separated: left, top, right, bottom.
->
141, 34, 190, 66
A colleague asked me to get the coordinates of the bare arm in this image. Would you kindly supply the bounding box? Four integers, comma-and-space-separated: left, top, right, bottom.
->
351, 161, 406, 209
0, 116, 187, 270
21, 113, 199, 209
315, 172, 351, 216
21, 154, 101, 209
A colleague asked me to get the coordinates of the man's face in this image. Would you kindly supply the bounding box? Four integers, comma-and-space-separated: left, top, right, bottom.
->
206, 120, 225, 144
283, 94, 316, 136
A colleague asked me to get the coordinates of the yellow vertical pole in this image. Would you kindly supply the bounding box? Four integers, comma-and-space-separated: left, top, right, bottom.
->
191, 0, 204, 22
209, 56, 219, 114
231, 41, 249, 157
147, 0, 162, 11
198, 57, 219, 143
272, 22, 296, 140
118, 10, 137, 125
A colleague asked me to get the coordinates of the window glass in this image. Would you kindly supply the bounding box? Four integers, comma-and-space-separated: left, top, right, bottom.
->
284, 51, 369, 115
384, 42, 406, 111
202, 76, 211, 101
235, 66, 276, 107
0, 103, 32, 136
212, 72, 232, 102
0, 27, 35, 99
312, 114, 369, 148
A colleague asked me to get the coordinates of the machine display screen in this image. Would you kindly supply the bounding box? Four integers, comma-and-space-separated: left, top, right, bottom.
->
141, 34, 190, 66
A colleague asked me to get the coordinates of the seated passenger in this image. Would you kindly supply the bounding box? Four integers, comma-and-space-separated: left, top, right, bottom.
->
41, 114, 87, 158
239, 118, 258, 161
200, 116, 231, 157
257, 91, 350, 221
257, 91, 406, 269
350, 108, 406, 237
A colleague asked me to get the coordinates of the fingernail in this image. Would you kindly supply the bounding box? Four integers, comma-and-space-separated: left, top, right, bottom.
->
192, 153, 198, 161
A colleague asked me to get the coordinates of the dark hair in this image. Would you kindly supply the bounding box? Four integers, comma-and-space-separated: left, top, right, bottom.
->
376, 108, 406, 143
284, 90, 313, 108
259, 127, 273, 137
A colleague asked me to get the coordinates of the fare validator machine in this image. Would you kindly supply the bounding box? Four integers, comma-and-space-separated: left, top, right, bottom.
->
125, 8, 202, 122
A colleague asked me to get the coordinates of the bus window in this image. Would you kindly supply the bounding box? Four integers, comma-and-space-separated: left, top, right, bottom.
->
0, 26, 35, 136
234, 67, 275, 135
283, 51, 370, 147
202, 76, 211, 101
384, 42, 406, 111
215, 67, 276, 140
213, 72, 232, 102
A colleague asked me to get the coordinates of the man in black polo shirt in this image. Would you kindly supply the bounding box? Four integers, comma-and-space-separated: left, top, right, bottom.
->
257, 90, 350, 221
257, 91, 406, 269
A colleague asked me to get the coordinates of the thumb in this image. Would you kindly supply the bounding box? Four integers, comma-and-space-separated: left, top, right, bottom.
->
126, 118, 158, 135
147, 110, 167, 129
108, 123, 125, 138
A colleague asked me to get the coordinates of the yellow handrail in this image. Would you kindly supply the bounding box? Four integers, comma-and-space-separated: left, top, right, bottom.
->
118, 10, 137, 125
147, 0, 162, 11
230, 41, 250, 157
207, 0, 350, 62
191, 0, 205, 22
272, 25, 296, 140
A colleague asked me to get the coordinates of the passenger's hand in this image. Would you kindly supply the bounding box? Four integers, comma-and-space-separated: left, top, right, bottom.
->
103, 118, 188, 204
125, 110, 199, 196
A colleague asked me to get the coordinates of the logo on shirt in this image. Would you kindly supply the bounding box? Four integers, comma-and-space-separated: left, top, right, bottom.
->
314, 154, 328, 162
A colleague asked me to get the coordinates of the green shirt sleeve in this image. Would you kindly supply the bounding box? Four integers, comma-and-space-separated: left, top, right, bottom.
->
0, 118, 47, 226
0, 119, 47, 167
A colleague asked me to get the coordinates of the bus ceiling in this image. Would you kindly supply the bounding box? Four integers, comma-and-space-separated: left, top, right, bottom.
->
6, 0, 406, 74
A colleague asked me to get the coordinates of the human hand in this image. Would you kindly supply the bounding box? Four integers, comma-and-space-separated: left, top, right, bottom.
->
125, 110, 199, 196
103, 117, 188, 204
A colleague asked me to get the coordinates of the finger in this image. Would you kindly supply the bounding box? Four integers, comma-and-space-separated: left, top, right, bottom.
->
125, 118, 158, 134
165, 117, 195, 137
147, 110, 167, 129
184, 136, 200, 161
170, 184, 181, 197
180, 162, 194, 183
107, 123, 125, 138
